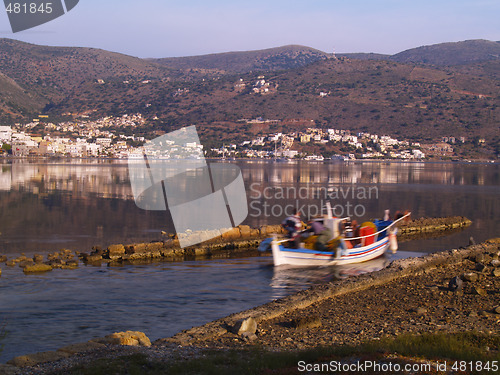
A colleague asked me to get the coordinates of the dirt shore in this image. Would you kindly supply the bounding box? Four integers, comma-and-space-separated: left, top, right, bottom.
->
5, 237, 500, 375
161, 238, 500, 350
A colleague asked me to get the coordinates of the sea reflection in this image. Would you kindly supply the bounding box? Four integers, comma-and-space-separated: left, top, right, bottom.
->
242, 161, 497, 186
0, 160, 497, 198
0, 159, 498, 254
0, 160, 132, 199
269, 250, 425, 299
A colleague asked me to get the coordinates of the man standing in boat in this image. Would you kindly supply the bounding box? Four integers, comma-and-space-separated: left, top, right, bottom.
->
282, 209, 302, 248
304, 219, 333, 252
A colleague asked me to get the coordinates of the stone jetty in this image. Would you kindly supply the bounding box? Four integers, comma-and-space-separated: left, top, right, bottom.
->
0, 216, 472, 275
77, 216, 471, 265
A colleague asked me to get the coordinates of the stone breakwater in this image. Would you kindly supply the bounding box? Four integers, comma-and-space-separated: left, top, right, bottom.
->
398, 216, 472, 235
0, 217, 471, 275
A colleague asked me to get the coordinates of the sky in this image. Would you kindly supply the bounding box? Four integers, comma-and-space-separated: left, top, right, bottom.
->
0, 0, 499, 58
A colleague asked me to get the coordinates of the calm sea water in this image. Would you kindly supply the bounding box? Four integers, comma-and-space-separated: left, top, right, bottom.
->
0, 159, 498, 254
0, 159, 498, 361
0, 252, 419, 363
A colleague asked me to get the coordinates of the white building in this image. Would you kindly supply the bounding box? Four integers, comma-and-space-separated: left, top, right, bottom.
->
282, 150, 299, 158
86, 143, 103, 156
0, 126, 12, 143
412, 149, 426, 159
96, 138, 112, 147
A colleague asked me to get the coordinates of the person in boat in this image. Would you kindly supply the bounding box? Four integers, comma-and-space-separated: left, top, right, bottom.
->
395, 210, 411, 224
343, 219, 354, 238
351, 220, 361, 247
304, 219, 333, 252
282, 209, 302, 248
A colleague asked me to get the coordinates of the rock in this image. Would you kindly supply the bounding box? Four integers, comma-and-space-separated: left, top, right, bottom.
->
0, 268, 1, 277
490, 259, 500, 267
163, 239, 181, 249
91, 246, 103, 254
291, 316, 322, 329
47, 259, 65, 268
266, 225, 284, 234
47, 252, 60, 261
232, 317, 257, 335
107, 244, 125, 258
474, 286, 487, 296
146, 242, 164, 253
475, 263, 487, 272
415, 307, 428, 315
259, 226, 269, 236
86, 254, 103, 262
249, 229, 260, 238
238, 225, 251, 238
493, 268, 500, 278
7, 351, 70, 367
0, 255, 7, 262
33, 254, 44, 263
23, 264, 53, 273
95, 331, 151, 347
480, 310, 492, 317
448, 276, 463, 292
128, 243, 148, 254
5, 260, 16, 267
221, 227, 241, 241
494, 306, 500, 315
475, 253, 486, 263
462, 272, 478, 282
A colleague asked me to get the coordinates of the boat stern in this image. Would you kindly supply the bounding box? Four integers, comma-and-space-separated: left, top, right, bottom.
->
271, 238, 287, 266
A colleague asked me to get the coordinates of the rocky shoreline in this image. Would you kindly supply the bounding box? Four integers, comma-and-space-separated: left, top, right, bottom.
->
2, 236, 498, 374
0, 216, 471, 276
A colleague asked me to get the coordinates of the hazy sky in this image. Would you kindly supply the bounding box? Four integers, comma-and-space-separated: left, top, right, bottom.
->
1, 0, 499, 58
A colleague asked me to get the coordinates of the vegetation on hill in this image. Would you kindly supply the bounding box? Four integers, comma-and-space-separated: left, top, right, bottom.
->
390, 39, 500, 66
149, 45, 330, 73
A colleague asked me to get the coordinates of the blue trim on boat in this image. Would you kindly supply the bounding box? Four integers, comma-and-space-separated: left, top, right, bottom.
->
278, 246, 335, 255
278, 237, 388, 256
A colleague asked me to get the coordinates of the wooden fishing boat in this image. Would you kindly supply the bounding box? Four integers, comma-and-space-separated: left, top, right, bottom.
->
261, 206, 410, 267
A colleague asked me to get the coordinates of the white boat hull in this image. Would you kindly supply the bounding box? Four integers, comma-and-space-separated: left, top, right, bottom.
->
271, 237, 389, 266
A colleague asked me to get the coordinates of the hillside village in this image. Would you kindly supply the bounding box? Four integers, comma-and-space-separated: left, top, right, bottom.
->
0, 113, 487, 161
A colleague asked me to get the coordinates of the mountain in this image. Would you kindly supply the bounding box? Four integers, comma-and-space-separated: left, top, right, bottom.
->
0, 38, 498, 149
0, 38, 169, 98
390, 39, 500, 66
150, 45, 330, 73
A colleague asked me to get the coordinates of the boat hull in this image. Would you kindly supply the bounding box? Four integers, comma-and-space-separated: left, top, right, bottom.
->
271, 237, 389, 266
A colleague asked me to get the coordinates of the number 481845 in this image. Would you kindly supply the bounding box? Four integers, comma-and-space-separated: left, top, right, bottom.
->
5, 2, 53, 14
